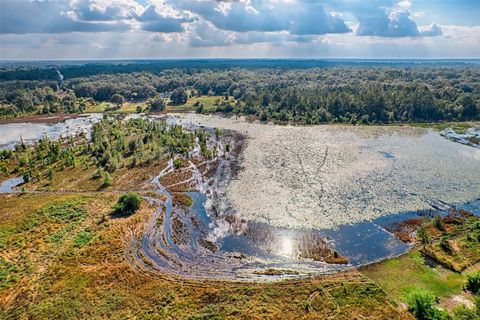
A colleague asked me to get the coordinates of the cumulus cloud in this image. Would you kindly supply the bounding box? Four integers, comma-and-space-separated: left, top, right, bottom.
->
138, 5, 192, 32
71, 0, 144, 21
170, 0, 350, 35
0, 0, 130, 34
356, 7, 441, 37
185, 19, 315, 47
420, 24, 442, 37
0, 0, 462, 59
187, 20, 234, 47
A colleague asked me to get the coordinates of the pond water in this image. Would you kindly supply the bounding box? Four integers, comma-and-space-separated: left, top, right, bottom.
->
172, 114, 480, 231
0, 177, 24, 193
0, 113, 102, 149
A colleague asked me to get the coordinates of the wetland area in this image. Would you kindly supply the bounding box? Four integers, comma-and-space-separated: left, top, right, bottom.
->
1, 112, 480, 320
1, 114, 479, 280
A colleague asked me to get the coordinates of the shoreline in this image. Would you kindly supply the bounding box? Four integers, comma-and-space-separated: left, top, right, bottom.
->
0, 113, 80, 124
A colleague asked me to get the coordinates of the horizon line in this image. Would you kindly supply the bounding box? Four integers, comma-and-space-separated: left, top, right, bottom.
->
1, 57, 480, 64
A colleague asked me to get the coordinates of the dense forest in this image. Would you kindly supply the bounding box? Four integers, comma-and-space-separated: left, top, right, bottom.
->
0, 61, 479, 124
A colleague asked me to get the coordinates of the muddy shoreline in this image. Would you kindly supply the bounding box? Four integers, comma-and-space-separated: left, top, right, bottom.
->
0, 113, 82, 124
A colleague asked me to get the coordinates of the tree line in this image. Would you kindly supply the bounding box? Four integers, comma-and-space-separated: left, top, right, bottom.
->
0, 64, 479, 124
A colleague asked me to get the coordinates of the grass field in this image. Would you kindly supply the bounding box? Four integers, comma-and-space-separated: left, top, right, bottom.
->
361, 251, 465, 301
82, 95, 234, 115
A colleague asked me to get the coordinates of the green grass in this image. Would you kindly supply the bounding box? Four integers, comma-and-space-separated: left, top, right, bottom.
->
40, 201, 87, 222
361, 251, 465, 300
167, 95, 235, 113
73, 230, 95, 248
421, 217, 480, 272
409, 121, 479, 133
0, 257, 20, 289
83, 102, 112, 113
116, 102, 145, 113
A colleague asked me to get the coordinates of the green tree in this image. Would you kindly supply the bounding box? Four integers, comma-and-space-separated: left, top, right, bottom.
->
466, 272, 480, 294
113, 192, 142, 216
417, 225, 430, 245
47, 168, 54, 181
406, 289, 449, 320
149, 98, 166, 111
22, 171, 31, 183
434, 215, 445, 231
111, 94, 125, 108
102, 172, 112, 187
170, 88, 188, 105
439, 236, 452, 254
173, 158, 183, 169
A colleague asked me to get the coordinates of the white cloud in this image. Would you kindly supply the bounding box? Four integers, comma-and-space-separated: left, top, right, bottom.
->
397, 0, 412, 10
0, 0, 476, 59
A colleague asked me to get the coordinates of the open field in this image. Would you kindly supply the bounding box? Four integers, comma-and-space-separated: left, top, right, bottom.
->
82, 95, 235, 115
175, 95, 235, 111
361, 251, 465, 301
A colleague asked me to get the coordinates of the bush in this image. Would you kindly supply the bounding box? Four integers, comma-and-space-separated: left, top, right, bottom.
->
173, 158, 183, 169
406, 289, 450, 320
149, 98, 165, 111
452, 304, 479, 320
439, 236, 452, 254
102, 172, 112, 187
434, 215, 445, 231
113, 192, 142, 216
466, 272, 480, 294
417, 225, 430, 245
73, 230, 94, 248
22, 171, 31, 183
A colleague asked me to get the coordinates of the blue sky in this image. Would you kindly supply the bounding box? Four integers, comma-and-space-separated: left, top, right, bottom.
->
0, 0, 479, 60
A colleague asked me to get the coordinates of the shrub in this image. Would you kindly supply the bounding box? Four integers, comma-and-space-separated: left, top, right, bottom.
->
466, 272, 480, 294
47, 168, 54, 181
113, 192, 142, 216
102, 172, 112, 187
434, 215, 445, 231
73, 230, 94, 248
149, 98, 165, 111
22, 171, 31, 183
452, 304, 478, 320
406, 289, 449, 320
417, 225, 430, 245
40, 202, 87, 222
173, 158, 183, 169
439, 236, 452, 254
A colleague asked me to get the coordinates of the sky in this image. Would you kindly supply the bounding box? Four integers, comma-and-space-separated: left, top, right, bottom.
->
0, 0, 479, 60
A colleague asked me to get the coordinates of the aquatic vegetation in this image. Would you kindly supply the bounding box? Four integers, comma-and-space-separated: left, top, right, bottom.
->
178, 114, 480, 230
